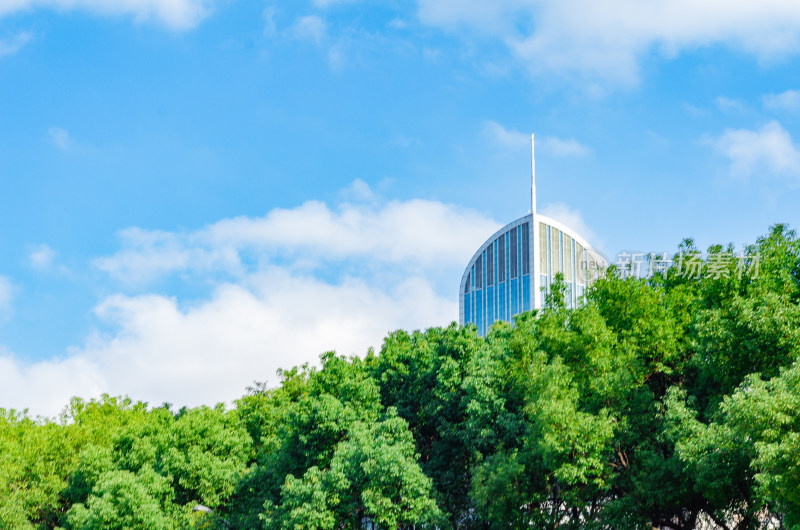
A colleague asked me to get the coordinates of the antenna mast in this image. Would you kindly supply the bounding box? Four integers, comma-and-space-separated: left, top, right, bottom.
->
531, 133, 536, 214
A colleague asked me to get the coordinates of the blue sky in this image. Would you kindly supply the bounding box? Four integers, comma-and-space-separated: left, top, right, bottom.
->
2, 0, 800, 415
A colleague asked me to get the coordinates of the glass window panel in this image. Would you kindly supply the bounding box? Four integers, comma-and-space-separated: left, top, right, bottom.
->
539, 222, 547, 272
487, 243, 494, 286
521, 222, 530, 275
546, 226, 551, 277
522, 274, 530, 312
511, 278, 518, 315
576, 244, 585, 285
464, 272, 470, 294
499, 234, 506, 283
564, 234, 573, 280
499, 284, 506, 321
476, 253, 483, 289
572, 239, 577, 288
551, 227, 560, 275
487, 286, 494, 326
510, 227, 518, 279
476, 290, 483, 334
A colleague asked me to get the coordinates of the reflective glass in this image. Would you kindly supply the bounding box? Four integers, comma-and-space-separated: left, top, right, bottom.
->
511, 278, 518, 315
487, 243, 494, 286
521, 222, 530, 275
499, 234, 506, 283
487, 286, 494, 326
550, 226, 560, 275
499, 283, 506, 321
510, 227, 518, 279
571, 238, 577, 287
522, 274, 530, 311
564, 235, 573, 281
576, 243, 585, 284
476, 290, 483, 334
539, 222, 547, 272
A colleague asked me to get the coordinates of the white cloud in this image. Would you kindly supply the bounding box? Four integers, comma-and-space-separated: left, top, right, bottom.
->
539, 202, 599, 248
388, 18, 408, 30
339, 178, 378, 203
715, 96, 747, 113
0, 275, 12, 316
0, 187, 501, 416
709, 121, 800, 183
287, 14, 348, 70
422, 47, 441, 61
416, 0, 800, 86
484, 120, 529, 150
263, 6, 277, 37
682, 102, 709, 117
0, 0, 210, 30
417, 0, 517, 34
327, 44, 345, 70
0, 31, 31, 57
763, 89, 800, 112
95, 189, 499, 283
0, 350, 106, 417
292, 15, 327, 44
312, 0, 359, 6
79, 270, 451, 411
484, 121, 590, 157
538, 136, 591, 157
48, 126, 72, 151
0, 269, 454, 417
28, 244, 58, 270
94, 227, 243, 284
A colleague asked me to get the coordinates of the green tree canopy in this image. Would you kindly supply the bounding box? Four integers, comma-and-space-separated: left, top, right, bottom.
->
2, 224, 800, 529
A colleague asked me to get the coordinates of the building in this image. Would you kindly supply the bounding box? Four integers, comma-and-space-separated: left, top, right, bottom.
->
459, 134, 606, 335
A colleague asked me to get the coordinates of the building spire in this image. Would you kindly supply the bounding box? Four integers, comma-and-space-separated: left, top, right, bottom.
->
531, 133, 536, 214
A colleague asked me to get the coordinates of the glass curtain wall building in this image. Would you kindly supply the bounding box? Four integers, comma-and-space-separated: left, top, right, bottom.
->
459, 134, 606, 336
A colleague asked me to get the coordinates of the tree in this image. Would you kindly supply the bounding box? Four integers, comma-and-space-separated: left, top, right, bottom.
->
262, 410, 440, 529
5, 224, 800, 530
65, 469, 173, 530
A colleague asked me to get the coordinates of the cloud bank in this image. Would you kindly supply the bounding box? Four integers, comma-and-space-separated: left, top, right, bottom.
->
1, 187, 500, 417
0, 31, 31, 57
763, 89, 800, 113
0, 0, 211, 29
417, 0, 800, 85
710, 121, 800, 184
94, 197, 497, 283
0, 275, 12, 316
483, 121, 591, 157
540, 202, 598, 247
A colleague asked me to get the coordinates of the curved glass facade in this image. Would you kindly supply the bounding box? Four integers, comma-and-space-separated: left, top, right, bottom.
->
459, 214, 605, 336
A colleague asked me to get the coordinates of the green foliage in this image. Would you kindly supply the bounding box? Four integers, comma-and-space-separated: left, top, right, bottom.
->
161, 405, 251, 507
0, 410, 74, 528
4, 224, 800, 529
261, 409, 439, 529
372, 324, 486, 526
65, 469, 173, 530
